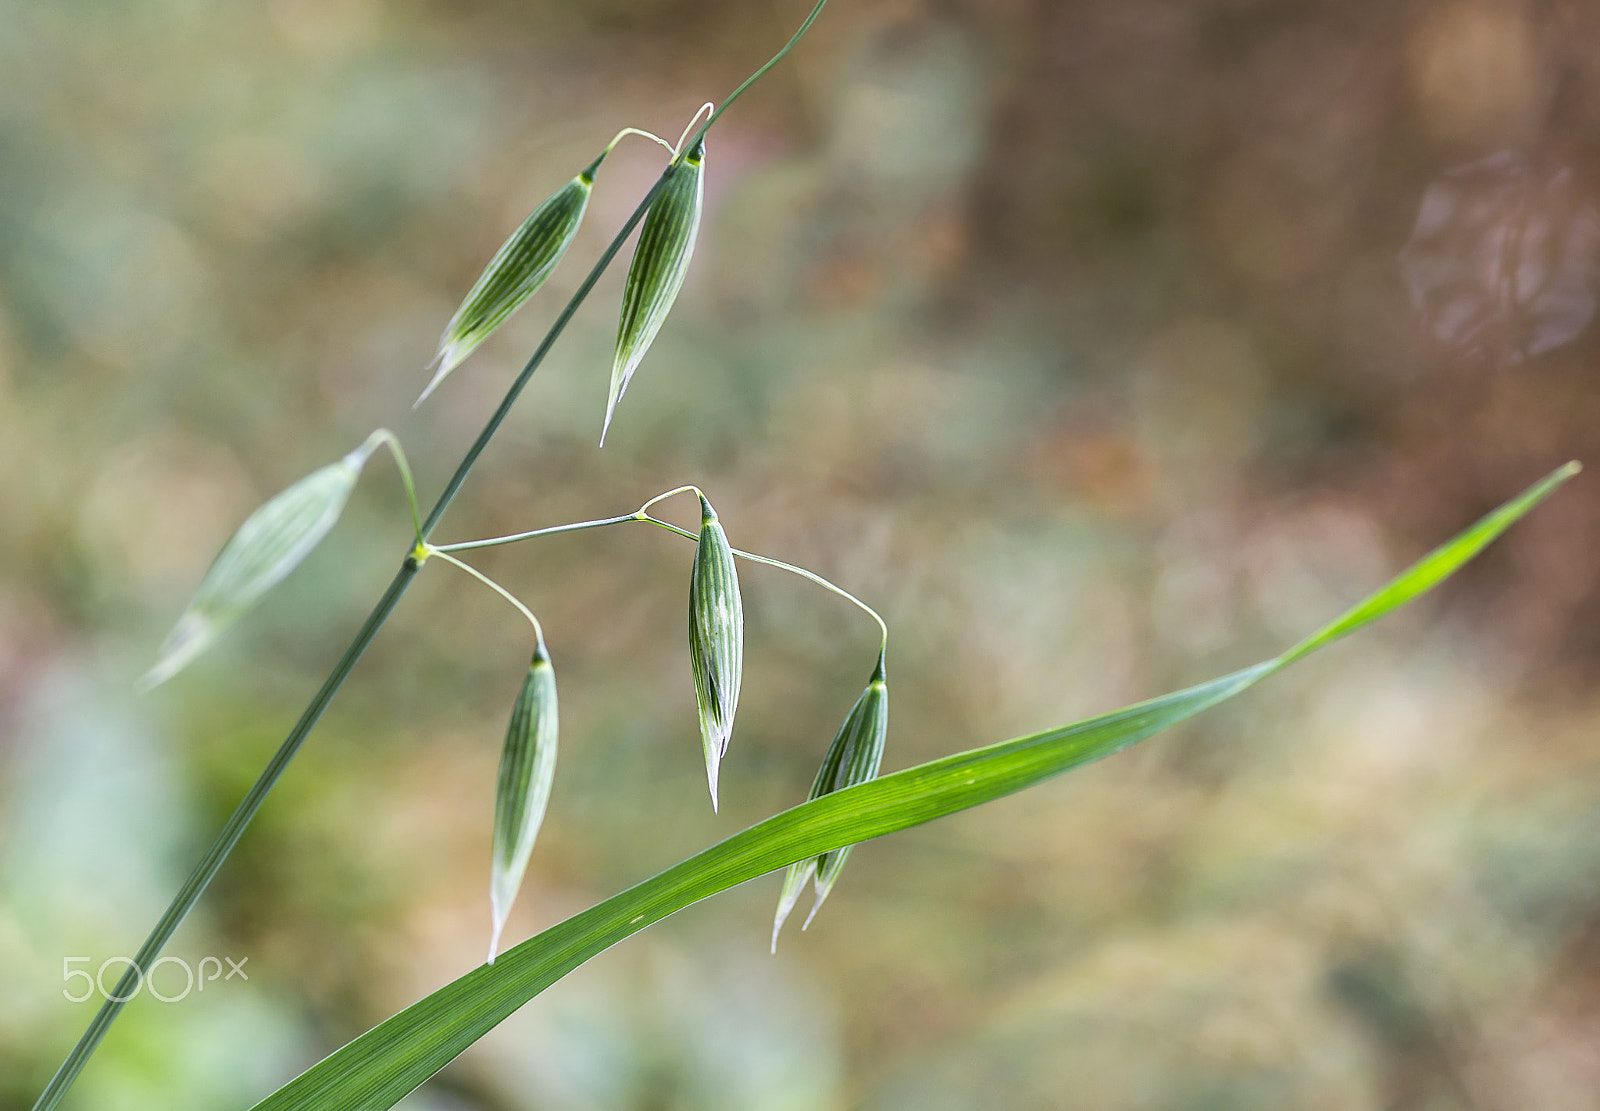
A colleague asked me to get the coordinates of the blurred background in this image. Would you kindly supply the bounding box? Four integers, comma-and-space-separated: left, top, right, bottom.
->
3, 0, 1600, 1107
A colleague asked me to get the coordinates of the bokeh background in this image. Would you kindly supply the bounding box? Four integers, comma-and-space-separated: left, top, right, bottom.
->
4, 0, 1600, 1107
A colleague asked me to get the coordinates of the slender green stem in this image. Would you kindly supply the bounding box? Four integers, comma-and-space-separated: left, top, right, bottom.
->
427, 548, 545, 642
640, 513, 889, 652
694, 0, 829, 145
439, 484, 888, 652
606, 126, 675, 157
32, 5, 831, 1105
29, 559, 421, 1111
29, 79, 678, 1111
674, 103, 715, 155
434, 513, 639, 553
437, 487, 698, 553
365, 428, 423, 542
637, 484, 703, 515
33, 186, 674, 1100
33, 183, 677, 1103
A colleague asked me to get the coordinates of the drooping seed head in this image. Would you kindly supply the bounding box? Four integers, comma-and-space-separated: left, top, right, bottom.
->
140, 431, 389, 690
772, 651, 889, 948
489, 635, 560, 964
601, 139, 705, 445
687, 491, 742, 810
418, 155, 602, 406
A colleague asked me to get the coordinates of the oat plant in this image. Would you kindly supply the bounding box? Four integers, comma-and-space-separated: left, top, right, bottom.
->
29, 2, 1582, 1108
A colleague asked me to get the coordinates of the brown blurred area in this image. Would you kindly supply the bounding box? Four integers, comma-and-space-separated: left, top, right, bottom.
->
4, 0, 1600, 1107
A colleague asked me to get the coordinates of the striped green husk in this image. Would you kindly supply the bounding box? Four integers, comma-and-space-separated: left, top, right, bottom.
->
688, 491, 742, 810
419, 157, 601, 405
141, 433, 384, 689
772, 651, 889, 948
490, 638, 560, 964
601, 139, 705, 444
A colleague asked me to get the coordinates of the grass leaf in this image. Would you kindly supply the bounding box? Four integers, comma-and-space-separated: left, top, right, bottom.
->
248, 462, 1577, 1111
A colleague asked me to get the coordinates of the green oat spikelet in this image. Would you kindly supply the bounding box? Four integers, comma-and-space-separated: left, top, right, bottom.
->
489, 634, 561, 964
417, 154, 603, 406
688, 491, 742, 810
772, 649, 889, 951
141, 430, 390, 690
601, 138, 705, 444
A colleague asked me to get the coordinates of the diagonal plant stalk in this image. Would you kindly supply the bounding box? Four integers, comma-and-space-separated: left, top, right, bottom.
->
249, 462, 1579, 1111
29, 4, 830, 1107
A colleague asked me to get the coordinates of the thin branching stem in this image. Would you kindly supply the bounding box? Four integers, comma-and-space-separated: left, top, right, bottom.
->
428, 548, 546, 642
364, 428, 423, 542
675, 103, 715, 155
640, 513, 889, 653
439, 485, 888, 652
607, 126, 675, 156
637, 484, 703, 515
435, 486, 697, 553
434, 514, 640, 553
694, 0, 829, 146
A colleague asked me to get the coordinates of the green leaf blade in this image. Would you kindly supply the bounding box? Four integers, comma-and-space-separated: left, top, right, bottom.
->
248, 463, 1577, 1111
251, 660, 1276, 1111
1277, 460, 1580, 666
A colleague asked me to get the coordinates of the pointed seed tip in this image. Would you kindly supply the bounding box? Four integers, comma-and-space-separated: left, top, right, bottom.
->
488, 909, 507, 965
705, 747, 721, 810
139, 646, 192, 691
415, 372, 446, 408
771, 904, 791, 953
